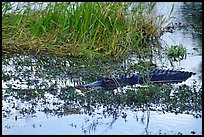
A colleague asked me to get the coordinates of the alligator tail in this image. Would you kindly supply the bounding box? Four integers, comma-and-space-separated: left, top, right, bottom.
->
129, 69, 196, 85
148, 69, 196, 84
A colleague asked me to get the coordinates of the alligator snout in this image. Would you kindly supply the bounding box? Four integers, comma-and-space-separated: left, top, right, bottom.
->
75, 81, 103, 92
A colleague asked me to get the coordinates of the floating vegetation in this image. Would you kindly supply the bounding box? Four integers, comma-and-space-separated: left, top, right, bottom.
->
2, 54, 202, 120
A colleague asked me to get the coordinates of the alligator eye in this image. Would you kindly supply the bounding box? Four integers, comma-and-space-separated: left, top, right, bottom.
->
103, 78, 110, 82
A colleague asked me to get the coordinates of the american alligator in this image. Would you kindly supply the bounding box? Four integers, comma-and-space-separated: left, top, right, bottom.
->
75, 69, 196, 92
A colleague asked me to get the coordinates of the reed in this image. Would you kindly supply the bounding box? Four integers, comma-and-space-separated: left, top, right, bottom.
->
2, 2, 172, 60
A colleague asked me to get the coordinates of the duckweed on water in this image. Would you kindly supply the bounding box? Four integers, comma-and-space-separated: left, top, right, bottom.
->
2, 54, 202, 119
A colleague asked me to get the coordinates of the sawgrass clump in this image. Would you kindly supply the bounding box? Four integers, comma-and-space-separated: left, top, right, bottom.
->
2, 2, 172, 60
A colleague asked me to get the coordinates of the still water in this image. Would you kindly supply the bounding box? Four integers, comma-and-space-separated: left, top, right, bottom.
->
2, 2, 202, 135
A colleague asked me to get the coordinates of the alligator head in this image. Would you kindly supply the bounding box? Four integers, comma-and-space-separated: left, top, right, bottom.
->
75, 76, 129, 92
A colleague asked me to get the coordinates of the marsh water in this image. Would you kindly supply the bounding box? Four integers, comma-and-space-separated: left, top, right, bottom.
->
2, 2, 202, 135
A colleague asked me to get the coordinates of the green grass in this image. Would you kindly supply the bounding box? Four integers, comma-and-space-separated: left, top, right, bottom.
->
2, 2, 172, 60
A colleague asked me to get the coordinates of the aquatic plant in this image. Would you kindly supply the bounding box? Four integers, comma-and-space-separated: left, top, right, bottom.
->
166, 44, 187, 61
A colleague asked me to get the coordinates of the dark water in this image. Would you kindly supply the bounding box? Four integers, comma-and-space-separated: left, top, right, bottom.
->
2, 2, 202, 135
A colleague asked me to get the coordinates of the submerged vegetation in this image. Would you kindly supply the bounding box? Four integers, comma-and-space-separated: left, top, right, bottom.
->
2, 2, 173, 60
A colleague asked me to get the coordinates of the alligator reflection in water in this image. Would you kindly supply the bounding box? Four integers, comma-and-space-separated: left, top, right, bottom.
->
75, 69, 196, 92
